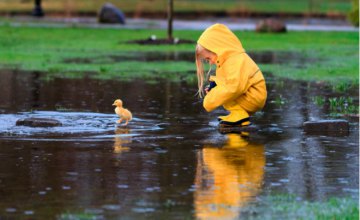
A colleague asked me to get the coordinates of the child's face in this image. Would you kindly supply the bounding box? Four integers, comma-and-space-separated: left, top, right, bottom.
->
198, 47, 217, 65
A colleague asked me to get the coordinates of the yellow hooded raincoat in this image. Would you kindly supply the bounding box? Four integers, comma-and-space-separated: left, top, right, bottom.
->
198, 24, 267, 118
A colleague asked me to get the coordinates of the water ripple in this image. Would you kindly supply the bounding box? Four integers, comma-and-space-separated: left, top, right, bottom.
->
0, 111, 162, 140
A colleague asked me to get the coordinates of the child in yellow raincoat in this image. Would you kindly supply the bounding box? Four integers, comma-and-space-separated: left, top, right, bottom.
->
196, 23, 267, 126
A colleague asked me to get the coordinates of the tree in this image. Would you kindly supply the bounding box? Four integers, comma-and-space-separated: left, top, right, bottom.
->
167, 0, 173, 40
32, 0, 44, 17
348, 0, 359, 27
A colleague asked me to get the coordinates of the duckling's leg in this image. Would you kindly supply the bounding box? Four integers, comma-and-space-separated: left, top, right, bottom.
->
124, 119, 129, 126
117, 118, 124, 124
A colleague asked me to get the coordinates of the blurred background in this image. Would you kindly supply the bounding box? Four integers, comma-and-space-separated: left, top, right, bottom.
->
0, 0, 357, 26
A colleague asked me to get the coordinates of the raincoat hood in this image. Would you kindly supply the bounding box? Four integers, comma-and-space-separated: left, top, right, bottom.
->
197, 23, 245, 64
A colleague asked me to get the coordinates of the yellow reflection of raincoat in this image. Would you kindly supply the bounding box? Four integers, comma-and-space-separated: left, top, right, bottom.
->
198, 24, 267, 118
194, 134, 265, 220
113, 128, 131, 154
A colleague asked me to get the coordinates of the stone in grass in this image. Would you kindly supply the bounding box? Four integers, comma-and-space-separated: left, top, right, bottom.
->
16, 118, 62, 127
98, 3, 126, 24
303, 119, 349, 136
255, 18, 287, 33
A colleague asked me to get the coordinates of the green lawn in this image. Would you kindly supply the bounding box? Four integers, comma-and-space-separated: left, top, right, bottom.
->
0, 25, 358, 84
242, 195, 359, 220
0, 0, 352, 15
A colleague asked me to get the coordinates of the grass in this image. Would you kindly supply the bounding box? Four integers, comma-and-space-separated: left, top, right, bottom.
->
310, 80, 359, 116
56, 195, 358, 220
312, 96, 359, 116
241, 194, 359, 220
271, 95, 287, 107
0, 0, 352, 15
0, 24, 358, 85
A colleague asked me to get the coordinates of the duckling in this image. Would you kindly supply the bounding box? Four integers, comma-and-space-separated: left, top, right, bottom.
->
112, 99, 132, 126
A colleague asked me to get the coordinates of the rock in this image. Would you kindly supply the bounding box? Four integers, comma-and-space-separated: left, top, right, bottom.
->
16, 118, 62, 127
303, 119, 349, 136
255, 18, 287, 33
98, 3, 126, 24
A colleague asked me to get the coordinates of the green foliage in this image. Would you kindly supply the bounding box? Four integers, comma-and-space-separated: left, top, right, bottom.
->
312, 95, 359, 116
312, 96, 326, 106
271, 94, 287, 106
348, 0, 359, 27
332, 82, 355, 93
328, 96, 358, 116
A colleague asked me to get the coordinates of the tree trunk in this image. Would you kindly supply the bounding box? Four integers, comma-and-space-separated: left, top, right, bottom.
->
167, 0, 173, 40
32, 0, 44, 17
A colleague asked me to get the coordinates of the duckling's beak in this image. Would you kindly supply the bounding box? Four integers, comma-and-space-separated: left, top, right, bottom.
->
112, 103, 116, 106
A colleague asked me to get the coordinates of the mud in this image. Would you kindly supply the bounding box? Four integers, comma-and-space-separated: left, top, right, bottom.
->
62, 51, 314, 65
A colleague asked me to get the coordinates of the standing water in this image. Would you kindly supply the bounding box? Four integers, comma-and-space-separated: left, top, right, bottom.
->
0, 69, 358, 219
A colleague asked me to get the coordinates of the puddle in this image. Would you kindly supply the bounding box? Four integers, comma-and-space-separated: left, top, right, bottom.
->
0, 69, 358, 219
62, 51, 314, 65
63, 51, 196, 64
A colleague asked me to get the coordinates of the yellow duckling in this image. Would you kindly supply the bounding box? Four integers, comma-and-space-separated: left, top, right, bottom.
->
112, 99, 132, 126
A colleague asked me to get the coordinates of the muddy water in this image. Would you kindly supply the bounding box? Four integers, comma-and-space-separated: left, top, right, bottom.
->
62, 51, 312, 65
0, 70, 358, 219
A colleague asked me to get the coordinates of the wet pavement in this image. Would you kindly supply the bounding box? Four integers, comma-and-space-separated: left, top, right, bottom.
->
0, 69, 358, 219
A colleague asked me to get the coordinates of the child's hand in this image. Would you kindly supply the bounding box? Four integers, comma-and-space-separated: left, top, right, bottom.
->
204, 81, 216, 95
206, 81, 217, 94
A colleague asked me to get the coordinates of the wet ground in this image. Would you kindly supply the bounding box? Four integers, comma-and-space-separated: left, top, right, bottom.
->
0, 69, 358, 219
62, 51, 312, 65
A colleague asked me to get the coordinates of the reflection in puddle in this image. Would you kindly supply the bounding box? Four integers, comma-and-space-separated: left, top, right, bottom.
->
0, 69, 357, 219
195, 134, 265, 219
113, 128, 131, 154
